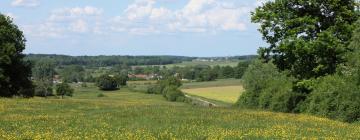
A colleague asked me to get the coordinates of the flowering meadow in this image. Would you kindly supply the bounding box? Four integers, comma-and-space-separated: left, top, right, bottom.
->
0, 87, 359, 139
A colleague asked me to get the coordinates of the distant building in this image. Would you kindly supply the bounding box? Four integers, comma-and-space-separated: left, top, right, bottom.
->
53, 75, 62, 84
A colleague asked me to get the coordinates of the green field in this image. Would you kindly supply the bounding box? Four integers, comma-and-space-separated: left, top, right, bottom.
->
1, 85, 360, 139
166, 60, 241, 67
181, 79, 242, 89
182, 86, 244, 104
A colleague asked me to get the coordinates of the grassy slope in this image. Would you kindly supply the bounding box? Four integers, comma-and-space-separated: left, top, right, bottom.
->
1, 85, 360, 139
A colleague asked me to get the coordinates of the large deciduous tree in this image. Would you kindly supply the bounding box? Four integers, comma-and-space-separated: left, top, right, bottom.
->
0, 14, 34, 97
252, 0, 358, 79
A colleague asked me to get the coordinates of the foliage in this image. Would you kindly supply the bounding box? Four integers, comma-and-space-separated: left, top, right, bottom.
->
97, 93, 106, 97
196, 67, 217, 82
234, 61, 251, 79
145, 76, 185, 102
26, 54, 195, 67
114, 73, 129, 86
0, 14, 34, 97
60, 65, 85, 83
33, 59, 55, 97
300, 20, 360, 122
146, 85, 161, 94
162, 86, 185, 102
238, 19, 360, 122
252, 0, 358, 79
55, 83, 74, 98
34, 81, 53, 97
221, 66, 235, 78
96, 75, 119, 91
302, 75, 360, 122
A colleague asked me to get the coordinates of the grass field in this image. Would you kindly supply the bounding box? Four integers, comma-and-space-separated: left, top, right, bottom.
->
182, 86, 244, 104
181, 79, 242, 89
1, 84, 360, 139
166, 60, 241, 67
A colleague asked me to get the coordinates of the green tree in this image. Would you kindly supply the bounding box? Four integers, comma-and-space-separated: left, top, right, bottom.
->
56, 83, 74, 98
234, 61, 250, 79
33, 59, 55, 97
221, 66, 234, 78
60, 65, 85, 83
96, 75, 119, 91
0, 14, 34, 97
114, 72, 129, 86
252, 0, 358, 79
162, 86, 185, 102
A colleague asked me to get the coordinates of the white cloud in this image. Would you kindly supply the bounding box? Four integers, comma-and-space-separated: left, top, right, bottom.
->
70, 19, 88, 33
24, 6, 104, 38
11, 0, 39, 7
23, 0, 257, 37
49, 6, 103, 21
110, 0, 252, 35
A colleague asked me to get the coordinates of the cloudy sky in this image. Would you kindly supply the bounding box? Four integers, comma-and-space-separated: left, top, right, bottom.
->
0, 0, 267, 56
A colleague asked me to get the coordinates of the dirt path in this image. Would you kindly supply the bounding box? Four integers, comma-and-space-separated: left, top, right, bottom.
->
184, 94, 218, 107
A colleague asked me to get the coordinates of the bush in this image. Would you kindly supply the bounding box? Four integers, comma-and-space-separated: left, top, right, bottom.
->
34, 81, 53, 97
96, 75, 119, 91
302, 75, 360, 122
55, 83, 74, 98
97, 93, 106, 97
146, 85, 162, 94
162, 86, 185, 102
237, 60, 305, 113
237, 60, 284, 107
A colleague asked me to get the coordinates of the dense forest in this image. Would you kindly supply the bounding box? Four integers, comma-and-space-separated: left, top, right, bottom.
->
25, 54, 256, 67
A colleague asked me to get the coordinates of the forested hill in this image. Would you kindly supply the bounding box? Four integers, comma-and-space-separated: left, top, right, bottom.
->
25, 54, 195, 67
24, 54, 257, 67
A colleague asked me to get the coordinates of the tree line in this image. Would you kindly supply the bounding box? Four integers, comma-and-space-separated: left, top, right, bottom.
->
237, 0, 360, 122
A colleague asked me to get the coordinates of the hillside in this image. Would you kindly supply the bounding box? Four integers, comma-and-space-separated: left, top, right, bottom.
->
0, 85, 359, 139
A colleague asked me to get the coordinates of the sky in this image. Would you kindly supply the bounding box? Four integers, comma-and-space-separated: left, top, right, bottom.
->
0, 0, 267, 57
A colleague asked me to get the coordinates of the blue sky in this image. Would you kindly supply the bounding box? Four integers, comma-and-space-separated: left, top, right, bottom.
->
0, 0, 267, 57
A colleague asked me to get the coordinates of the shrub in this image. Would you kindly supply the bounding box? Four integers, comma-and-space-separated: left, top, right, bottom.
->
96, 75, 119, 91
146, 85, 162, 94
162, 86, 185, 102
237, 60, 305, 113
302, 75, 360, 122
55, 83, 74, 98
237, 60, 283, 107
97, 93, 106, 97
34, 81, 54, 97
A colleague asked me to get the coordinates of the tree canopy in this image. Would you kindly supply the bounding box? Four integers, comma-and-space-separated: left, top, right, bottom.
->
0, 14, 34, 97
253, 0, 358, 79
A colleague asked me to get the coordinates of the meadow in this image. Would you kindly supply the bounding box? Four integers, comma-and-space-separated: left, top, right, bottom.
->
182, 86, 244, 105
1, 84, 360, 139
181, 79, 242, 89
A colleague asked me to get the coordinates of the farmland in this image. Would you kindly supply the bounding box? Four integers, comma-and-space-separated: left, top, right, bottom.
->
182, 86, 244, 105
1, 84, 360, 139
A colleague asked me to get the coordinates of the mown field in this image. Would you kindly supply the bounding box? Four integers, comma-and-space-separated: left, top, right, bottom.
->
181, 79, 242, 89
1, 84, 360, 139
137, 60, 241, 68
182, 86, 243, 104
